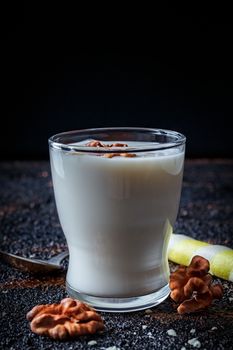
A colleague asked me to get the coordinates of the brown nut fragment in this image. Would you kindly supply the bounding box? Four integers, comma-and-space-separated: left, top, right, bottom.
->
86, 140, 136, 158
26, 298, 104, 340
110, 143, 128, 147
103, 153, 136, 158
183, 277, 210, 298
85, 141, 128, 148
186, 255, 210, 277
102, 153, 119, 158
169, 255, 223, 314
86, 140, 107, 147
210, 283, 224, 299
200, 273, 213, 286
169, 266, 189, 303
177, 291, 213, 314
119, 153, 136, 158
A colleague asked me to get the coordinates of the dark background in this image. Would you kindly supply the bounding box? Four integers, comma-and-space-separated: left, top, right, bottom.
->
3, 4, 233, 159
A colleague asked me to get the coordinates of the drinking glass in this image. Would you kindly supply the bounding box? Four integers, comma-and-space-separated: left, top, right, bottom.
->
49, 127, 186, 312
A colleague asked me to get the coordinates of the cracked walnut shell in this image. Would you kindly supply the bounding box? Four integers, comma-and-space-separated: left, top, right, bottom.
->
26, 298, 104, 339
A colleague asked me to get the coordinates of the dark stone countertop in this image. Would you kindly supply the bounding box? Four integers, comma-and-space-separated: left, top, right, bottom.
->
0, 160, 233, 350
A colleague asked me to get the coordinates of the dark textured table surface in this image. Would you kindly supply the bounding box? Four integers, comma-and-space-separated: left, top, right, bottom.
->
0, 160, 233, 350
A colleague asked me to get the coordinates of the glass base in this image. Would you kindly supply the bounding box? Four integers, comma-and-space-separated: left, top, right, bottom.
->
66, 282, 170, 313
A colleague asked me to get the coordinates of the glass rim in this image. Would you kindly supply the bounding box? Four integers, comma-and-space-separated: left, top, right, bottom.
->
49, 127, 186, 153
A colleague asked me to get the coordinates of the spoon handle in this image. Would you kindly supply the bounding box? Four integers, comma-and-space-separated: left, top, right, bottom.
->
48, 251, 69, 265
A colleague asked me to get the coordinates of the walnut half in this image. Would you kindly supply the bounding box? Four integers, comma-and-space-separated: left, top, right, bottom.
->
26, 298, 104, 340
169, 256, 223, 314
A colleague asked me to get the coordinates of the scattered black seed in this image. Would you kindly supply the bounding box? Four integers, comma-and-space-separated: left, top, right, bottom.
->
0, 160, 233, 349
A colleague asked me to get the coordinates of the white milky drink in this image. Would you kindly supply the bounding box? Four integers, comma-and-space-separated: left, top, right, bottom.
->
50, 140, 184, 298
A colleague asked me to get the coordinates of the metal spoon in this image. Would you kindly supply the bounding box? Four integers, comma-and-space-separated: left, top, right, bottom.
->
0, 249, 69, 274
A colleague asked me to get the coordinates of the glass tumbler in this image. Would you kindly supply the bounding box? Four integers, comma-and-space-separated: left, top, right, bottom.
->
49, 127, 186, 312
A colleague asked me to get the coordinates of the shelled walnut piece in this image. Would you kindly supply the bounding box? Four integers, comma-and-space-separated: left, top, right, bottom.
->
103, 152, 136, 158
169, 255, 223, 314
86, 140, 136, 158
26, 298, 104, 340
